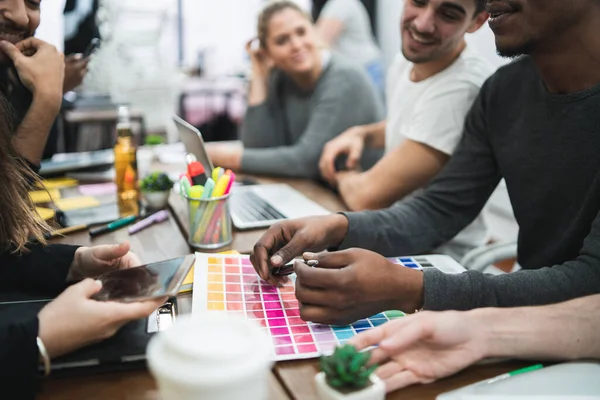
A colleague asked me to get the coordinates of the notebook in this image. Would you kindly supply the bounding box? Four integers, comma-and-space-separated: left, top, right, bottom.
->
39, 149, 114, 176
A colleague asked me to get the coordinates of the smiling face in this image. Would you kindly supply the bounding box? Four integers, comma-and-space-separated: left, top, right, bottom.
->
487, 0, 594, 58
0, 0, 41, 64
263, 8, 319, 76
401, 0, 483, 64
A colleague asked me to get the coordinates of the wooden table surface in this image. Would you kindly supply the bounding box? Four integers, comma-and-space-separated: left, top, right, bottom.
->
38, 168, 536, 400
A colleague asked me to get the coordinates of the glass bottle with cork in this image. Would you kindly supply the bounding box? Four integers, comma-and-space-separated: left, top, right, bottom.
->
114, 105, 140, 216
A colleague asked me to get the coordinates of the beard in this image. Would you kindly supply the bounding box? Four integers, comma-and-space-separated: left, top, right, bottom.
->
496, 36, 537, 59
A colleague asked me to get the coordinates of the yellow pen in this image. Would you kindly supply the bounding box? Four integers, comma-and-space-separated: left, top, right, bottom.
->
211, 167, 224, 183
212, 174, 230, 197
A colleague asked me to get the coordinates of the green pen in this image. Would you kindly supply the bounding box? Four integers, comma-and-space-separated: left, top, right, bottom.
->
89, 215, 137, 237
483, 364, 544, 385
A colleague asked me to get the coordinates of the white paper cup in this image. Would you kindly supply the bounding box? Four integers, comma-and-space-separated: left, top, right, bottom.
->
147, 313, 272, 400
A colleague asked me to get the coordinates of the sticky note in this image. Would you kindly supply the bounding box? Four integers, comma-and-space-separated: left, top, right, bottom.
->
78, 183, 117, 196
35, 207, 55, 221
53, 196, 100, 211
39, 177, 78, 190
29, 189, 61, 204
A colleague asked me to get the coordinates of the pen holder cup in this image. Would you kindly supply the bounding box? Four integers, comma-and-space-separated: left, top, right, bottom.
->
184, 192, 233, 250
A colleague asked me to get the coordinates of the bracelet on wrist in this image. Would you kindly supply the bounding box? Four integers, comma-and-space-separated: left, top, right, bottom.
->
36, 336, 51, 377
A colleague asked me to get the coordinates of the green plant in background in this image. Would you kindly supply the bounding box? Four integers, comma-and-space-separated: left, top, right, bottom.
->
144, 134, 165, 146
320, 344, 377, 393
140, 172, 174, 192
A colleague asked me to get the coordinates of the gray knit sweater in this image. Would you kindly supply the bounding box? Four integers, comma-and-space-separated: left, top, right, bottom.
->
240, 54, 384, 179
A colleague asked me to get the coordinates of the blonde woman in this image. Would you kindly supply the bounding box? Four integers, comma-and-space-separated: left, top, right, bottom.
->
207, 0, 383, 179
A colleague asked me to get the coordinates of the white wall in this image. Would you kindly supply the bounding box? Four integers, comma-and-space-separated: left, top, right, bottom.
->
36, 0, 66, 52
180, 0, 311, 76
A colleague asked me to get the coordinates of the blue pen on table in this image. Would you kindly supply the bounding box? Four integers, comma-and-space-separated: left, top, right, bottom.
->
89, 215, 137, 237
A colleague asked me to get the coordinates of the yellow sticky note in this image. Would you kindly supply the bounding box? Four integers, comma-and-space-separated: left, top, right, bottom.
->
53, 196, 100, 211
40, 177, 78, 190
29, 189, 61, 203
179, 250, 240, 293
35, 207, 55, 221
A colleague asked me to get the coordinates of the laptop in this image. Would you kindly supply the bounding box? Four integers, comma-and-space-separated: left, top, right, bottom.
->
173, 115, 330, 230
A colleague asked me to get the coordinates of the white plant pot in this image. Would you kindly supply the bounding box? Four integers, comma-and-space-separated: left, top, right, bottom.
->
314, 372, 385, 400
143, 191, 170, 210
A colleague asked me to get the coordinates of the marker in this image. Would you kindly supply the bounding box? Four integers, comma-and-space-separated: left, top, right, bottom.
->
212, 167, 224, 183
179, 174, 192, 197
212, 174, 230, 198
272, 259, 318, 276
89, 215, 137, 237
224, 171, 235, 195
187, 161, 207, 186
185, 153, 197, 164
128, 210, 169, 234
480, 364, 544, 385
44, 224, 88, 239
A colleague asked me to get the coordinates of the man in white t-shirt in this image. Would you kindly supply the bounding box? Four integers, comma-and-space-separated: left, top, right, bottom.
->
319, 0, 494, 261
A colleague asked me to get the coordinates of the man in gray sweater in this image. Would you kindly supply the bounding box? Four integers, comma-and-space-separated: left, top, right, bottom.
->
250, 0, 600, 325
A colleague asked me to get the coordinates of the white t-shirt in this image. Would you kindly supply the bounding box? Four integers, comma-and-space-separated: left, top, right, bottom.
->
320, 0, 381, 66
385, 45, 496, 260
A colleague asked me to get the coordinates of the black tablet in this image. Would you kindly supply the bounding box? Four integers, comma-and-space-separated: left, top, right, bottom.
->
92, 255, 195, 302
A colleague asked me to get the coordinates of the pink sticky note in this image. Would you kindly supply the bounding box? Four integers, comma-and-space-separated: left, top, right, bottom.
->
78, 183, 117, 196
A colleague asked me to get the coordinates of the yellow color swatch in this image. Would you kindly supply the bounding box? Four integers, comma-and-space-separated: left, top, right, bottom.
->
40, 177, 78, 190
178, 251, 240, 294
29, 189, 61, 204
53, 196, 100, 211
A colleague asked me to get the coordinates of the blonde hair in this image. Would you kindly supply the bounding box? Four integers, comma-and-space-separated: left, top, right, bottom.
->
0, 95, 49, 252
257, 0, 312, 49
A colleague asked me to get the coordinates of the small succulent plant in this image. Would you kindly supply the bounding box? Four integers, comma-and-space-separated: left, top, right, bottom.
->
144, 134, 165, 146
320, 344, 377, 392
140, 172, 173, 192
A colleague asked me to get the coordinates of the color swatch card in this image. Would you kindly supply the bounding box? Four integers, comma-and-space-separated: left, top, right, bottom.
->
192, 253, 417, 361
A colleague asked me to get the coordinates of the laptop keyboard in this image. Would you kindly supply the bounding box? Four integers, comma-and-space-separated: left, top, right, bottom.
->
230, 191, 286, 223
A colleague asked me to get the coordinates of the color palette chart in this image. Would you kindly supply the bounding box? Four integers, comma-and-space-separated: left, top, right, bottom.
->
192, 253, 406, 361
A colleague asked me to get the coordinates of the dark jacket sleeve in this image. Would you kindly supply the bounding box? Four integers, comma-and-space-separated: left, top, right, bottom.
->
0, 243, 78, 297
0, 316, 40, 400
421, 209, 600, 310
0, 243, 78, 399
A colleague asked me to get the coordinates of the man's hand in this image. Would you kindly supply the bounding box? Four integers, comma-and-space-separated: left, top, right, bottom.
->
38, 279, 166, 358
294, 249, 423, 325
348, 311, 486, 392
67, 241, 142, 282
63, 53, 90, 93
0, 38, 64, 100
250, 214, 349, 284
319, 126, 367, 185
